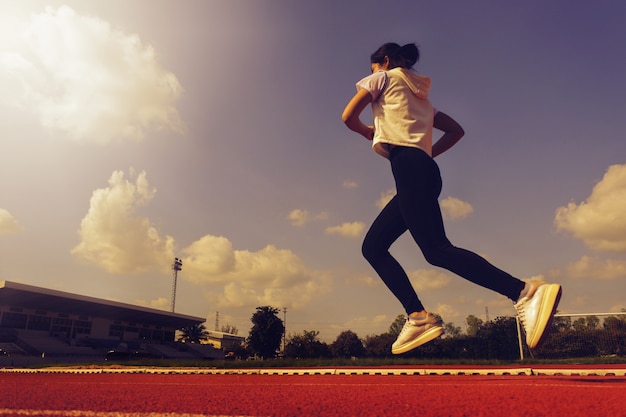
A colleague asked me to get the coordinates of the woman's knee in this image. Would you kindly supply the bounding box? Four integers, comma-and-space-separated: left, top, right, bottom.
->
362, 238, 383, 263
361, 240, 374, 261
421, 246, 450, 268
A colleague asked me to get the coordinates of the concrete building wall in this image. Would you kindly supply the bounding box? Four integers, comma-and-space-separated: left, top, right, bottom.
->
0, 307, 179, 344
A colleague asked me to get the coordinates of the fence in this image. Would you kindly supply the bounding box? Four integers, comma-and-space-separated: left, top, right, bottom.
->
516, 312, 626, 361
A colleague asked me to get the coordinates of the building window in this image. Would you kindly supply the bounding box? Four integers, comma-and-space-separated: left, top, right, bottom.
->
109, 324, 124, 337
74, 327, 91, 336
51, 319, 72, 336
1, 312, 28, 329
139, 328, 151, 340
74, 320, 91, 328
73, 320, 92, 337
27, 315, 52, 331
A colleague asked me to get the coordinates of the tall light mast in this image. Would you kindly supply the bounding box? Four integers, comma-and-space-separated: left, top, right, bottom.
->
171, 257, 183, 312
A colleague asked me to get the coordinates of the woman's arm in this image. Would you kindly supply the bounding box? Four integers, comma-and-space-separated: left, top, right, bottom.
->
342, 88, 375, 140
431, 111, 465, 158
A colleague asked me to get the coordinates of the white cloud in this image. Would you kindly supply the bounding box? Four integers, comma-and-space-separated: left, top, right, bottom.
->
555, 164, 626, 252
71, 169, 174, 274
178, 235, 236, 279
375, 190, 472, 221
315, 211, 330, 221
0, 208, 23, 235
180, 236, 332, 310
288, 209, 309, 227
441, 196, 473, 220
338, 314, 389, 334
346, 274, 381, 288
325, 221, 366, 238
433, 303, 460, 322
376, 189, 395, 210
71, 169, 331, 310
568, 295, 591, 309
149, 297, 170, 309
407, 269, 452, 292
134, 297, 170, 310
288, 209, 329, 227
0, 6, 183, 143
564, 255, 626, 281
342, 180, 358, 189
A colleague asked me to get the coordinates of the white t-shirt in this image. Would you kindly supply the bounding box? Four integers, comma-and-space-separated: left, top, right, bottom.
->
356, 68, 437, 159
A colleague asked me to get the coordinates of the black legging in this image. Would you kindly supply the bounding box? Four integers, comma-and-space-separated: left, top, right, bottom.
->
362, 146, 525, 314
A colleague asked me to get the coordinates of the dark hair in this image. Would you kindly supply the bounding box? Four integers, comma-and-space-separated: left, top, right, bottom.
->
370, 43, 420, 69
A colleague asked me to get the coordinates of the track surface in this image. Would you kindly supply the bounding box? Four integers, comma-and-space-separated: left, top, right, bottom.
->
1, 367, 625, 417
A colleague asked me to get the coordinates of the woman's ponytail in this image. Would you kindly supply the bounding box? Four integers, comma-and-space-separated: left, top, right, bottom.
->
370, 42, 420, 69
398, 43, 419, 68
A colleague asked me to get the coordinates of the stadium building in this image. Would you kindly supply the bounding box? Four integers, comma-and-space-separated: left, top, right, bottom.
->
206, 330, 245, 351
0, 280, 222, 365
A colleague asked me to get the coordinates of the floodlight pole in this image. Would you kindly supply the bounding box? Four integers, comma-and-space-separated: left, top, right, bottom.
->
171, 257, 183, 312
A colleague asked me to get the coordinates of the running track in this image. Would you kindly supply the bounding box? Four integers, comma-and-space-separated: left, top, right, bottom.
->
1, 366, 625, 417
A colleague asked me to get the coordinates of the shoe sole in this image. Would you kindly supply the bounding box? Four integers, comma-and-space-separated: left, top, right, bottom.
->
391, 326, 444, 355
527, 284, 562, 349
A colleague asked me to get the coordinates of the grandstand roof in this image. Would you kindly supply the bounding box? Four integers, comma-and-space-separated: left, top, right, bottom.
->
207, 330, 245, 341
0, 281, 204, 329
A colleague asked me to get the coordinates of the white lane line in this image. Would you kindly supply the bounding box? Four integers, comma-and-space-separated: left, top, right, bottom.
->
0, 409, 261, 417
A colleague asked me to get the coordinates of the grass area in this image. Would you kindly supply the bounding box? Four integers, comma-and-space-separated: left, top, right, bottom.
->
24, 356, 626, 369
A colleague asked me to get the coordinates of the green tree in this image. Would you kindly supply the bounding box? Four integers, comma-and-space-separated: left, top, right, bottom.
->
572, 318, 586, 332
585, 315, 600, 330
179, 323, 208, 343
231, 342, 252, 360
364, 332, 395, 357
247, 306, 285, 359
443, 322, 462, 338
285, 330, 330, 358
221, 324, 239, 335
553, 315, 571, 332
474, 316, 519, 359
604, 316, 626, 331
330, 330, 365, 358
362, 315, 406, 357
466, 315, 483, 337
388, 314, 406, 337
431, 313, 444, 325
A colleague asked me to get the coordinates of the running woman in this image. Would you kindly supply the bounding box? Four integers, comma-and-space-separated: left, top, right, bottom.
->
341, 42, 562, 354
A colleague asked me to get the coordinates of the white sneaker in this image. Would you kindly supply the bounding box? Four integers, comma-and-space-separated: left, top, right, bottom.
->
391, 313, 444, 354
514, 279, 562, 349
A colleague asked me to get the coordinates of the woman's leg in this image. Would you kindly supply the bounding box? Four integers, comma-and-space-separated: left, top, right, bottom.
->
362, 195, 425, 314
391, 147, 525, 301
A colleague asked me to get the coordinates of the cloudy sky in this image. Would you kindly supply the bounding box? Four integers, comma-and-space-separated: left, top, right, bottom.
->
1, 0, 625, 342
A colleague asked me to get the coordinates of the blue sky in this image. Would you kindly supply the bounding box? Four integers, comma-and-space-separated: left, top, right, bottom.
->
1, 0, 625, 342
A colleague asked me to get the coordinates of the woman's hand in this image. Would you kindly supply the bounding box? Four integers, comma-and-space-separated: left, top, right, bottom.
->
364, 125, 375, 141
432, 111, 465, 157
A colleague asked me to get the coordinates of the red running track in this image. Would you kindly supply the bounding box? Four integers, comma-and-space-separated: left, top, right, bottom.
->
1, 370, 625, 417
